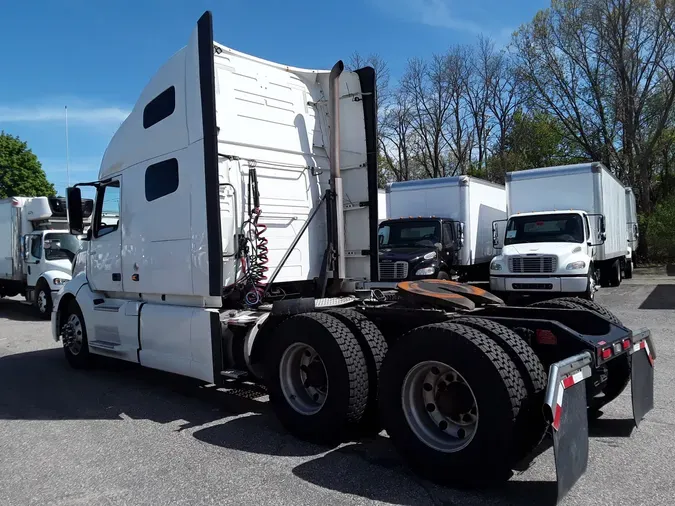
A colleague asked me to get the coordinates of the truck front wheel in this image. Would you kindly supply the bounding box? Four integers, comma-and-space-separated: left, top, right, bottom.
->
264, 312, 369, 444
378, 322, 526, 486
35, 280, 52, 319
61, 300, 93, 369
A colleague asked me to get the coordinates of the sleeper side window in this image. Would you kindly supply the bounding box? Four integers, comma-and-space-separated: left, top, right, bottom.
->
143, 86, 176, 129
145, 158, 179, 202
94, 181, 120, 238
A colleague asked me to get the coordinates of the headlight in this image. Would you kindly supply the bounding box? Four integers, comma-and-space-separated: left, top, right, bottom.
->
415, 267, 436, 275
566, 261, 586, 270
52, 278, 67, 285
490, 262, 502, 271
423, 251, 437, 260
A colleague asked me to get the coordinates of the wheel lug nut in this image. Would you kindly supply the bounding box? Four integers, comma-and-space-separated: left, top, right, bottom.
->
438, 420, 448, 431
426, 403, 436, 412
304, 350, 312, 357
423, 383, 432, 391
431, 367, 440, 375
312, 393, 319, 401
457, 428, 466, 438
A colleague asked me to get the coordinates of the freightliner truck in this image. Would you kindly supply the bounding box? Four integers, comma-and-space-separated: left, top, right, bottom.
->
53, 12, 655, 502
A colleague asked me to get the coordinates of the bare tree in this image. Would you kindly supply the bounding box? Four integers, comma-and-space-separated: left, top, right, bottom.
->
443, 46, 474, 175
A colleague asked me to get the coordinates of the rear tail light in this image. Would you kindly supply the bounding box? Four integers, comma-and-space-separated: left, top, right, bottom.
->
601, 347, 612, 360
622, 339, 631, 350
536, 329, 557, 345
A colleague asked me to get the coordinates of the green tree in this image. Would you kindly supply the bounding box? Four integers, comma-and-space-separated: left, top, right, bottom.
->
0, 131, 55, 198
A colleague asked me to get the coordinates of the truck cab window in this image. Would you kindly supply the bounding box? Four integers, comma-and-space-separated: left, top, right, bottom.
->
95, 182, 120, 238
442, 223, 454, 248
30, 236, 42, 259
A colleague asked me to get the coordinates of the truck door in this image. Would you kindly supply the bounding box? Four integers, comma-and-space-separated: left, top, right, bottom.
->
88, 178, 123, 293
25, 233, 43, 288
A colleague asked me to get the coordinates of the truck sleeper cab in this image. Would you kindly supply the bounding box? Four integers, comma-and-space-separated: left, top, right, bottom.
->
53, 11, 655, 503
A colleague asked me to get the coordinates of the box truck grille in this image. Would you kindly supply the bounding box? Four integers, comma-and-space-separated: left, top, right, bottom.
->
509, 256, 557, 273
379, 261, 408, 280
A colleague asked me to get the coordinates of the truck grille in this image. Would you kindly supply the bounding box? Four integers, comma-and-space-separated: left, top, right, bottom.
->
509, 256, 557, 274
379, 261, 408, 280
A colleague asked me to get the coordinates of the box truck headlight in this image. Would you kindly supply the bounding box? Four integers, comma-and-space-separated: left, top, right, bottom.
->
566, 261, 586, 270
416, 266, 436, 275
490, 262, 502, 271
423, 251, 437, 260
52, 278, 67, 285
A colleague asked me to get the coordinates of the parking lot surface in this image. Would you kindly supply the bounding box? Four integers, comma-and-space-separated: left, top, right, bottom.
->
1, 272, 673, 506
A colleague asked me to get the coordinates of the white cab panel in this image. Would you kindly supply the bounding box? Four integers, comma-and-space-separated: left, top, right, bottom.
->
139, 304, 215, 383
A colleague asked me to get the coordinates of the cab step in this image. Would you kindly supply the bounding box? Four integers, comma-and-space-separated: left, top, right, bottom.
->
220, 369, 249, 380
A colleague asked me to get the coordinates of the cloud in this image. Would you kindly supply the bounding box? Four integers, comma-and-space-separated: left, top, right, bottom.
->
0, 104, 130, 125
373, 0, 482, 34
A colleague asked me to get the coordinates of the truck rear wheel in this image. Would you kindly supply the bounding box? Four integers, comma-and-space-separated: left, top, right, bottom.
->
264, 312, 369, 444
378, 322, 526, 485
624, 260, 634, 279
454, 317, 548, 462
324, 308, 388, 435
550, 297, 621, 325
61, 300, 93, 369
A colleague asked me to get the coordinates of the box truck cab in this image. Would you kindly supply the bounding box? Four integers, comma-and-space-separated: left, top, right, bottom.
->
0, 196, 92, 317
490, 163, 627, 301
384, 176, 506, 281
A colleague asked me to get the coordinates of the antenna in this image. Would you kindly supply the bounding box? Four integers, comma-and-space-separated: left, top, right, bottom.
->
65, 105, 70, 187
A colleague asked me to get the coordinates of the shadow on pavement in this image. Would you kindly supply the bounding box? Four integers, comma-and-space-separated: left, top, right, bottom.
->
639, 284, 675, 309
588, 418, 635, 438
0, 297, 43, 322
292, 442, 558, 506
1, 346, 625, 506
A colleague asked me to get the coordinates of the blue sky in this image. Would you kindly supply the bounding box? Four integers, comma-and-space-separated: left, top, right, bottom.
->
0, 0, 548, 198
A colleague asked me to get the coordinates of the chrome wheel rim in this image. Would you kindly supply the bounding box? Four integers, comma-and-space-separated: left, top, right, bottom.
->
279, 343, 328, 415
37, 290, 48, 313
62, 314, 84, 355
402, 361, 478, 453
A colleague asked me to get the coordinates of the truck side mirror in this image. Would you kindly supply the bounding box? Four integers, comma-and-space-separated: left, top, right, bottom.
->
66, 187, 84, 235
600, 232, 607, 243
600, 216, 606, 233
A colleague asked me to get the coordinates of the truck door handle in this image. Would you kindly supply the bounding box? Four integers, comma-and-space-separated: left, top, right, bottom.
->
112, 273, 121, 281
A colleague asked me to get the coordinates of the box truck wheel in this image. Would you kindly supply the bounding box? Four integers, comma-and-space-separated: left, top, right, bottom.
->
264, 312, 369, 444
61, 300, 93, 369
625, 260, 634, 279
454, 317, 548, 463
35, 280, 52, 319
323, 309, 388, 435
378, 322, 526, 486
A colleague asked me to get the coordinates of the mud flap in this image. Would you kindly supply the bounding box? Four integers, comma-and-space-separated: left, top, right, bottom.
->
544, 352, 593, 503
629, 329, 655, 428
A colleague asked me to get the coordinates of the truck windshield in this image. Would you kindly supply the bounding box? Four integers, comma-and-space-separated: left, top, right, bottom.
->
378, 221, 441, 248
504, 213, 584, 245
44, 233, 83, 262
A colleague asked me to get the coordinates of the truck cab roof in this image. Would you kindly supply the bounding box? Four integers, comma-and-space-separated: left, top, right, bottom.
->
510, 210, 587, 218
380, 216, 454, 223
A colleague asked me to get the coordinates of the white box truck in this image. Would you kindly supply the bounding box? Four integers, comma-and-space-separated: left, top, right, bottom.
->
51, 12, 655, 500
377, 188, 388, 223
0, 196, 92, 317
490, 162, 628, 301
381, 176, 506, 281
625, 187, 639, 278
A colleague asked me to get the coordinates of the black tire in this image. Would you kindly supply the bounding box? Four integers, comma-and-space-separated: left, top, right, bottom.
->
610, 259, 622, 286
35, 280, 53, 320
264, 312, 369, 444
529, 298, 584, 311
324, 308, 388, 435
61, 300, 93, 369
550, 297, 621, 325
581, 268, 596, 301
625, 260, 633, 279
379, 322, 526, 486
455, 317, 548, 462
437, 271, 450, 280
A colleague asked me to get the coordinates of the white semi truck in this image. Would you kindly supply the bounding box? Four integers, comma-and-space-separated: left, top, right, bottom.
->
381, 176, 506, 281
53, 12, 654, 502
0, 196, 92, 317
490, 163, 629, 301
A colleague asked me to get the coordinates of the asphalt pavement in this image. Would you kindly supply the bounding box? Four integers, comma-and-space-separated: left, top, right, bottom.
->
1, 271, 673, 506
